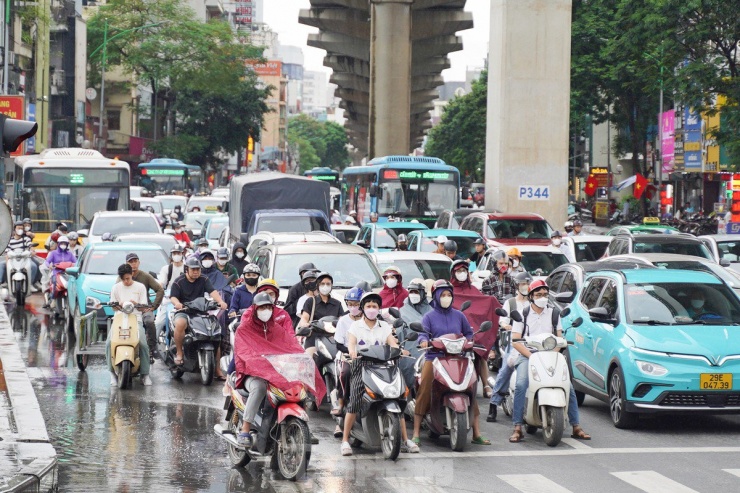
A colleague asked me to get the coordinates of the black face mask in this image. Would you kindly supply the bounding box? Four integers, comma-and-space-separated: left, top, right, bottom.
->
398, 244, 408, 251
305, 281, 317, 291
244, 277, 258, 287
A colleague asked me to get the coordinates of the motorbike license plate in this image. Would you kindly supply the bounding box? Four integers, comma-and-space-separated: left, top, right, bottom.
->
700, 373, 732, 390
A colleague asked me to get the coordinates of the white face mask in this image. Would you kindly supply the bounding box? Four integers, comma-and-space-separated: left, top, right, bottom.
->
408, 293, 422, 305
518, 286, 529, 296
58, 243, 68, 251
15, 228, 24, 236
217, 259, 227, 266
512, 259, 520, 268
385, 277, 398, 289
24, 226, 31, 231
454, 270, 468, 282
175, 228, 182, 234
440, 296, 453, 309
172, 254, 183, 263
534, 297, 548, 309
201, 260, 213, 269
257, 308, 273, 322
552, 239, 562, 246
235, 251, 245, 259
319, 284, 332, 296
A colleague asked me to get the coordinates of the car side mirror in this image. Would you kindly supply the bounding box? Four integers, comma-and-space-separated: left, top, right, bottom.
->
720, 258, 731, 267
460, 300, 471, 312
509, 310, 523, 323
571, 317, 583, 328
495, 307, 508, 317
66, 266, 79, 278
588, 307, 616, 325
388, 307, 401, 319
555, 292, 574, 304
479, 321, 492, 332
356, 240, 369, 249
409, 322, 424, 333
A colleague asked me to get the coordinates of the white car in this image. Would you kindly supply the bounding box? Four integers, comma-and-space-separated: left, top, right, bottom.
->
186, 195, 228, 212
158, 194, 187, 216
82, 211, 162, 244
471, 244, 569, 289
699, 234, 740, 273
331, 224, 360, 244
246, 231, 341, 262
211, 187, 230, 198
371, 251, 452, 282
561, 235, 613, 262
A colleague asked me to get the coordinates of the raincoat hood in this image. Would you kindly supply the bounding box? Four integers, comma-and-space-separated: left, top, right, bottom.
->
379, 269, 409, 309
430, 286, 453, 311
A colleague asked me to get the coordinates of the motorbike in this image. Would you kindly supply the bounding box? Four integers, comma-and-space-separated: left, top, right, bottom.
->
3, 246, 36, 306
48, 261, 75, 320
334, 332, 418, 461
163, 297, 222, 385
214, 353, 314, 480
407, 319, 492, 452
103, 301, 149, 390
299, 316, 339, 405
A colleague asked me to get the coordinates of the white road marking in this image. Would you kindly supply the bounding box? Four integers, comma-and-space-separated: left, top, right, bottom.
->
498, 474, 574, 493
723, 469, 740, 478
385, 477, 449, 493
611, 471, 699, 493
561, 437, 592, 450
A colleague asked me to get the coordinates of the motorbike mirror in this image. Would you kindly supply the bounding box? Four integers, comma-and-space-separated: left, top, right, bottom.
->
30, 242, 39, 248
509, 310, 523, 323
405, 331, 419, 342
409, 322, 424, 333
479, 321, 493, 333
295, 326, 311, 337
460, 300, 471, 312
388, 307, 401, 319
555, 291, 575, 304
393, 318, 404, 328
495, 307, 508, 317
226, 274, 238, 285
560, 307, 571, 318
571, 317, 584, 328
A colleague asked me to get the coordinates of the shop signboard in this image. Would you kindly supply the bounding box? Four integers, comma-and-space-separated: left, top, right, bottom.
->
684, 107, 702, 170
661, 110, 675, 174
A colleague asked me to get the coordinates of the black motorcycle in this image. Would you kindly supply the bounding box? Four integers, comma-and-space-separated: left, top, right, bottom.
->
297, 316, 339, 405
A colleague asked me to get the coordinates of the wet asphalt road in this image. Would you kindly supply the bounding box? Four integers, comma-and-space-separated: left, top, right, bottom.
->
8, 295, 740, 493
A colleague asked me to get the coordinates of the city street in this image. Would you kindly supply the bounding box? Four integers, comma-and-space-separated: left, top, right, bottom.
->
9, 297, 740, 493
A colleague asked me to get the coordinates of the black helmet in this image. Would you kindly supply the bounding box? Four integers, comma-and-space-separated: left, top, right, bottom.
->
359, 291, 382, 309
301, 270, 319, 282
184, 256, 201, 270
551, 230, 562, 238
443, 240, 458, 252
252, 292, 274, 307
171, 221, 181, 229
171, 244, 184, 254
450, 259, 468, 274
197, 237, 209, 246
316, 271, 333, 285
407, 280, 426, 299
298, 262, 317, 275
13, 220, 23, 227
355, 280, 372, 293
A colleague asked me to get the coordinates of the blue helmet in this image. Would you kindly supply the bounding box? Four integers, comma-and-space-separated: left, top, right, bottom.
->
344, 287, 364, 302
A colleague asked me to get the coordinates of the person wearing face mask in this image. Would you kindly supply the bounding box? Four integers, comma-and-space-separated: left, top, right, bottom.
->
298, 272, 344, 331
122, 253, 165, 362
228, 242, 248, 274
434, 236, 448, 255
233, 292, 327, 447
487, 271, 532, 422
67, 232, 84, 258
686, 289, 719, 320
195, 238, 210, 257
0, 221, 38, 290
506, 247, 527, 275
394, 234, 409, 251
412, 280, 490, 446
294, 270, 319, 322
172, 222, 192, 249
215, 247, 238, 281
550, 231, 575, 263
482, 250, 517, 304
330, 287, 364, 435
468, 238, 486, 268
228, 263, 260, 318
22, 218, 35, 240
509, 280, 591, 443
340, 292, 419, 456
379, 266, 409, 309
285, 262, 318, 326
43, 235, 76, 296
156, 245, 186, 340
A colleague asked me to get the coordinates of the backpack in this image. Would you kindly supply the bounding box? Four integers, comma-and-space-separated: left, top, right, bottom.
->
520, 304, 560, 337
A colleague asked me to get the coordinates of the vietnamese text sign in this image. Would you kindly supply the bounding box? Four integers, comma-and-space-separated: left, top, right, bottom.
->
684, 107, 702, 170
661, 110, 675, 173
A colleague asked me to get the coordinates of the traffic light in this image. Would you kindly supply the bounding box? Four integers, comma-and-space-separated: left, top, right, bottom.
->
0, 114, 38, 156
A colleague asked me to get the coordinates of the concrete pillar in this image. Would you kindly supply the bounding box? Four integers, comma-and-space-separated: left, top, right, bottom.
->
485, 0, 572, 230
369, 0, 413, 158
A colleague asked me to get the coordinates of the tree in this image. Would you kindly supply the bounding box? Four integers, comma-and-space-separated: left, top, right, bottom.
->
424, 71, 488, 181
287, 114, 350, 172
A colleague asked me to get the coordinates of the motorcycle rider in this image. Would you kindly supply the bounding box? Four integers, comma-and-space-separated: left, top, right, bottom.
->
412, 280, 490, 446
331, 287, 364, 436
284, 262, 318, 326
340, 292, 419, 456
68, 232, 84, 258
444, 240, 462, 261
507, 247, 526, 275
124, 253, 164, 362
228, 263, 260, 318
233, 292, 326, 447
298, 272, 344, 357
369, 212, 379, 223
215, 247, 239, 281
22, 218, 35, 240
564, 220, 574, 235
107, 263, 152, 386
0, 221, 38, 290
508, 280, 591, 443
21, 218, 43, 288
155, 245, 185, 338
551, 231, 576, 263
45, 222, 68, 251
569, 219, 585, 237
294, 270, 320, 321
169, 256, 228, 366
172, 222, 192, 249
397, 280, 431, 387
379, 266, 408, 309
228, 242, 248, 274
487, 272, 532, 422
468, 238, 486, 267
434, 236, 448, 255
195, 238, 209, 256
394, 234, 409, 251
482, 250, 517, 304
42, 235, 76, 303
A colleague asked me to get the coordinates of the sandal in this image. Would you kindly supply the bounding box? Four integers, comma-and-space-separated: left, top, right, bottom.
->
411, 436, 421, 445
333, 426, 343, 438
483, 386, 493, 398
509, 428, 524, 443
471, 435, 491, 445
330, 407, 343, 416
174, 355, 184, 366
215, 374, 227, 382
571, 427, 591, 440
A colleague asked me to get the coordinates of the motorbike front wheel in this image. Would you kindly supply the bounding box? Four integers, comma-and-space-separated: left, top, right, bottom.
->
200, 349, 215, 386
277, 417, 310, 481
542, 406, 564, 447
448, 411, 467, 452
118, 360, 132, 390
380, 411, 401, 461
14, 283, 25, 307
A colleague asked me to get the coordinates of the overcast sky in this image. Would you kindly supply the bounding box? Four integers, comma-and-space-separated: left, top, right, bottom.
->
262, 1, 490, 81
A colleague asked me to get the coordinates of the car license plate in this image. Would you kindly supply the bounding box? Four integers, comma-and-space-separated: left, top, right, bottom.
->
700, 373, 732, 390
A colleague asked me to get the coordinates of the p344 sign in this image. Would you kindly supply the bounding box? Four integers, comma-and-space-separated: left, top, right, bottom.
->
518, 186, 550, 201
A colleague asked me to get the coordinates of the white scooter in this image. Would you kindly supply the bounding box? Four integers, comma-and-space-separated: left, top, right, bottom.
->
3, 247, 36, 306
507, 331, 571, 447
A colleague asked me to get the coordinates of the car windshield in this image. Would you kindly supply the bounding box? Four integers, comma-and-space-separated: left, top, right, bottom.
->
521, 251, 568, 276
83, 249, 168, 275
206, 221, 228, 240
487, 219, 552, 239
273, 253, 382, 289
91, 216, 160, 236
333, 228, 359, 244
717, 241, 740, 262
377, 259, 450, 281
159, 196, 187, 212
573, 241, 610, 261
115, 235, 175, 252
625, 282, 740, 325
418, 236, 477, 259
632, 241, 713, 259
183, 212, 222, 230
256, 216, 314, 234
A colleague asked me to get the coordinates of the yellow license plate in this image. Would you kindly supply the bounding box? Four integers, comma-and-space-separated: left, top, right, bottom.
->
700, 373, 732, 390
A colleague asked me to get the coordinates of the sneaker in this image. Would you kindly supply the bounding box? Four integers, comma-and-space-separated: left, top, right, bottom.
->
109, 372, 118, 387
237, 432, 253, 447
401, 439, 420, 454
141, 375, 152, 386
31, 285, 39, 293
340, 441, 352, 456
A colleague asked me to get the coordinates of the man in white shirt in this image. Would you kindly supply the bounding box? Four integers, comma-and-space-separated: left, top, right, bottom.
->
508, 280, 590, 443
107, 263, 151, 387
550, 231, 576, 263
155, 245, 185, 341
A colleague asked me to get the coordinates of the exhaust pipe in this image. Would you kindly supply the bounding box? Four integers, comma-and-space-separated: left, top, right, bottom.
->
213, 424, 246, 450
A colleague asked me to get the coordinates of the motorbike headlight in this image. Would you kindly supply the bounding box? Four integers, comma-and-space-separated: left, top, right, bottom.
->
542, 336, 557, 351
441, 338, 465, 355
86, 296, 102, 309
635, 360, 668, 377
383, 382, 401, 399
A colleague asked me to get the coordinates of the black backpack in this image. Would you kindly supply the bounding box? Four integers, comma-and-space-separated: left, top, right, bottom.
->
520, 304, 560, 336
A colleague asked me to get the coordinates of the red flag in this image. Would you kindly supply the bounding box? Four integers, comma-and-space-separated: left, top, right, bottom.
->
584, 175, 598, 196
634, 173, 648, 199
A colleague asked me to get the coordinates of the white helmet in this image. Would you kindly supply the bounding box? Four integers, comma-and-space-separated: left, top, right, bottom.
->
57, 235, 69, 244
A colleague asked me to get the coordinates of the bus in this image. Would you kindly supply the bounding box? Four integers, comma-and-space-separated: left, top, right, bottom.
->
11, 148, 131, 253
138, 158, 201, 194
303, 166, 340, 187
341, 156, 460, 227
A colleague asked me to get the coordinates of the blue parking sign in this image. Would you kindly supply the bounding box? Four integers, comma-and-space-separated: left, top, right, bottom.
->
728, 222, 740, 234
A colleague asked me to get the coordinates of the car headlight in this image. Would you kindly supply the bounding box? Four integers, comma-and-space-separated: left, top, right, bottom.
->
85, 296, 101, 309
635, 360, 668, 377
542, 336, 557, 351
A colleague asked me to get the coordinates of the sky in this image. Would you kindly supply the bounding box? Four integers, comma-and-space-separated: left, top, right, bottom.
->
262, 1, 491, 82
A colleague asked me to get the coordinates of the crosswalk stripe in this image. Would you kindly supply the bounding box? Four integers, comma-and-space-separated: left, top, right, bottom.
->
611, 471, 699, 493
385, 477, 448, 493
497, 474, 574, 493
723, 469, 740, 478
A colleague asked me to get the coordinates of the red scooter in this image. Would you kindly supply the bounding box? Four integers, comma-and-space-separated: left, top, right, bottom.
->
47, 261, 75, 320
408, 320, 492, 452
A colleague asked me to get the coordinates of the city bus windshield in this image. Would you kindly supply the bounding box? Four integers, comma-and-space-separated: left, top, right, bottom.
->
22, 187, 129, 232
377, 170, 458, 217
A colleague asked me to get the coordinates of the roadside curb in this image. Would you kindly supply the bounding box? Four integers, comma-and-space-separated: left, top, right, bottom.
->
0, 303, 57, 493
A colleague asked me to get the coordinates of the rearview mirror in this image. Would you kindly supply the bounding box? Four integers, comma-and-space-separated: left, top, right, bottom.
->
460, 300, 471, 312
409, 322, 424, 333
388, 307, 401, 319
588, 307, 616, 325
555, 292, 574, 304
295, 326, 311, 337
509, 310, 523, 323
560, 307, 571, 318
495, 307, 508, 317
479, 321, 493, 333
405, 331, 419, 342
66, 266, 79, 278
393, 318, 404, 328
720, 258, 731, 267
356, 240, 369, 249
571, 317, 583, 328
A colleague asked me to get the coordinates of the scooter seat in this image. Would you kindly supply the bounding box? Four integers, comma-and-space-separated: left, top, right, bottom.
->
228, 373, 250, 398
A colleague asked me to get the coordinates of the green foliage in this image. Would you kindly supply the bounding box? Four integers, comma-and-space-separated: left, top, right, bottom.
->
287, 114, 350, 172
424, 72, 487, 182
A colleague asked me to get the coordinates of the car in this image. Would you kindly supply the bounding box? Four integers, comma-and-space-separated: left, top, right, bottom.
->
405, 229, 484, 261
562, 235, 613, 262
201, 215, 229, 250
66, 242, 169, 332
605, 232, 718, 262
606, 224, 680, 236
699, 235, 740, 274
114, 233, 176, 253
211, 187, 230, 197
133, 197, 163, 214
560, 267, 740, 428
218, 224, 231, 250
251, 243, 383, 304
460, 188, 474, 208
130, 186, 144, 199
81, 211, 162, 244
186, 195, 228, 212
353, 222, 428, 253
434, 208, 496, 230
471, 244, 570, 288
245, 231, 341, 263
459, 212, 553, 248
371, 251, 452, 282
158, 194, 188, 216
182, 211, 227, 239
331, 224, 361, 244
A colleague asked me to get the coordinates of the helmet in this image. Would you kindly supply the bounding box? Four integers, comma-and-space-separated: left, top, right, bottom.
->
243, 263, 261, 275
252, 292, 274, 307
436, 235, 448, 244
573, 219, 583, 227
185, 256, 202, 270
58, 222, 68, 231
298, 262, 317, 275
171, 244, 184, 254
197, 238, 209, 246
316, 271, 333, 285
171, 221, 181, 229
443, 240, 458, 252
506, 247, 522, 258
355, 280, 372, 293
450, 259, 468, 274
359, 291, 382, 309
67, 232, 79, 241
551, 230, 563, 238
301, 270, 319, 282
407, 280, 426, 298
256, 279, 280, 297
564, 220, 573, 229
57, 235, 69, 244
344, 287, 364, 302
216, 247, 229, 259
431, 279, 453, 297
492, 249, 508, 263
200, 249, 215, 259
513, 271, 533, 285
13, 220, 23, 227
101, 232, 114, 241
397, 234, 408, 243
383, 266, 402, 278
473, 237, 485, 245
528, 279, 549, 294
22, 218, 31, 224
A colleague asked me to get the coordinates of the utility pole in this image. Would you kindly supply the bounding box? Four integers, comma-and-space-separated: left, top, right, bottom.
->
98, 19, 108, 150
3, 0, 9, 94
